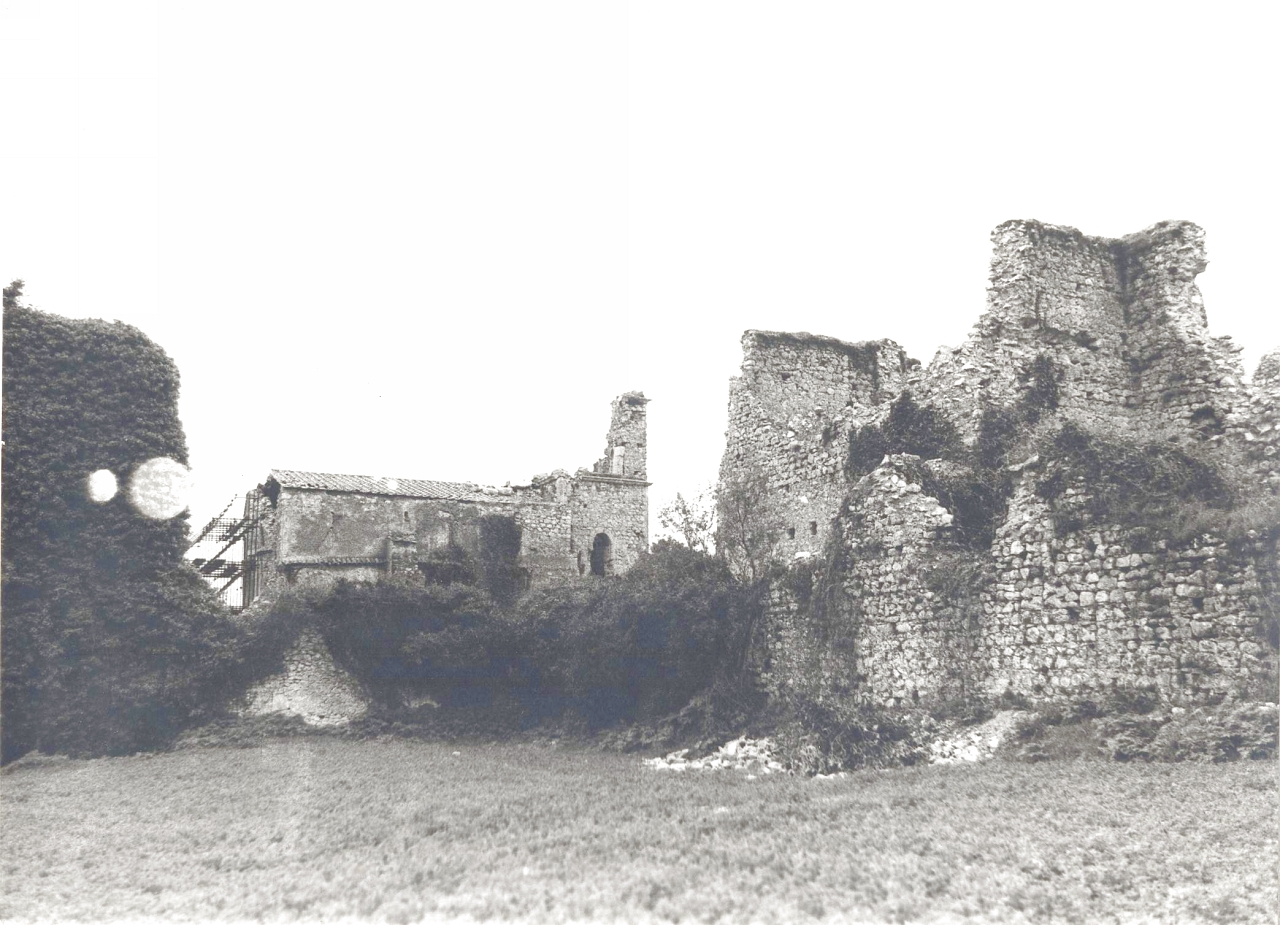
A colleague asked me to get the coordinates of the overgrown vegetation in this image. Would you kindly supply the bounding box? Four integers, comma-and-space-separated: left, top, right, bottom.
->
846, 392, 965, 479
843, 390, 1038, 550
1008, 699, 1278, 765
2, 288, 247, 761
264, 540, 764, 735
1034, 422, 1238, 542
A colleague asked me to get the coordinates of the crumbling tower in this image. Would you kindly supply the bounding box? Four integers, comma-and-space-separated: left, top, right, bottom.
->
594, 391, 649, 479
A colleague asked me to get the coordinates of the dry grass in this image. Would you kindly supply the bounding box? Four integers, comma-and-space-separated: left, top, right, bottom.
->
1, 738, 1275, 923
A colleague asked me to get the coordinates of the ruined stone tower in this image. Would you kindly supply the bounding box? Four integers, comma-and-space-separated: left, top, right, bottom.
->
720, 220, 1279, 710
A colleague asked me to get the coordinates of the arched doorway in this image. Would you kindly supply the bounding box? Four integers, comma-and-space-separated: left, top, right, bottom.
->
590, 532, 612, 577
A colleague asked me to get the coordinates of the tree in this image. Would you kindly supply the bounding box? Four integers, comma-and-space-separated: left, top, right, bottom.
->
3, 279, 24, 310
714, 468, 784, 586
657, 486, 716, 554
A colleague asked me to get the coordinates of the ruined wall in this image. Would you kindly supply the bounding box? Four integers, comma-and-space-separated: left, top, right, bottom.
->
976, 471, 1275, 705
907, 221, 1251, 446
719, 331, 913, 563
243, 392, 649, 604
762, 456, 1277, 710
737, 220, 1280, 711
246, 488, 567, 598
592, 391, 649, 479
763, 456, 974, 708
1234, 351, 1280, 496
236, 628, 368, 726
570, 475, 649, 577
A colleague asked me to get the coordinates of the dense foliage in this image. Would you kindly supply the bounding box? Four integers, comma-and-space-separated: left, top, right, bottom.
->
2, 293, 245, 760
310, 580, 518, 707
280, 541, 760, 732
515, 540, 757, 728
846, 392, 964, 478
1035, 422, 1234, 541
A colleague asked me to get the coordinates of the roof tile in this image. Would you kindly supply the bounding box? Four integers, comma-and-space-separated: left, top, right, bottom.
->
268, 469, 518, 503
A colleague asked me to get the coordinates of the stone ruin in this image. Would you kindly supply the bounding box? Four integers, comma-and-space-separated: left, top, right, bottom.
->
719, 220, 1279, 710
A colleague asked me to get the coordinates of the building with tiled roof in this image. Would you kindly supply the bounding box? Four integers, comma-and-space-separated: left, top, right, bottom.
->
240, 393, 649, 606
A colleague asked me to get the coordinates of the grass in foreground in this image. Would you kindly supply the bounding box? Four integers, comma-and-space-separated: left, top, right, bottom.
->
1, 738, 1275, 923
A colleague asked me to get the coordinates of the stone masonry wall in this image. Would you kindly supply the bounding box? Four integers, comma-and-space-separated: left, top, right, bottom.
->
762, 457, 1277, 710
977, 471, 1276, 704
569, 476, 649, 576
719, 331, 913, 564
236, 627, 368, 726
906, 221, 1253, 448
735, 220, 1280, 711
764, 456, 983, 709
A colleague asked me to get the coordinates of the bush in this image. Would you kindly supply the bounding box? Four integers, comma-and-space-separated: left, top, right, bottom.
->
772, 696, 933, 774
312, 580, 518, 708
919, 464, 1010, 550
1036, 422, 1233, 541
514, 542, 756, 729
846, 393, 964, 478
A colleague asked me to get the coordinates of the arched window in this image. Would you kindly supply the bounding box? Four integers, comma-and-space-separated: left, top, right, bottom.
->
590, 532, 612, 577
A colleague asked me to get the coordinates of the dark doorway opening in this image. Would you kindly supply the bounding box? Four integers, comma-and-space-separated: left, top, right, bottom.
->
590, 532, 612, 577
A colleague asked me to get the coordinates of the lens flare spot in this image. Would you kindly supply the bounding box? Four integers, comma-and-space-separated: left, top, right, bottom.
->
87, 469, 118, 503
129, 457, 193, 520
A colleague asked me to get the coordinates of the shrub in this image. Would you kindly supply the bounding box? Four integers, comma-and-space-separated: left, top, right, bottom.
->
1035, 422, 1234, 541
772, 696, 933, 774
846, 393, 964, 478
313, 580, 517, 707
514, 542, 755, 729
477, 514, 527, 607
919, 464, 1010, 550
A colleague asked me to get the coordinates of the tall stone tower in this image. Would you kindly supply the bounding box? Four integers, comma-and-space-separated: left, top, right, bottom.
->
594, 391, 648, 479
570, 391, 650, 577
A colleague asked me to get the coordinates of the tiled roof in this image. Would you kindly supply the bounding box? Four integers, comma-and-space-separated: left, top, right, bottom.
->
268, 469, 518, 503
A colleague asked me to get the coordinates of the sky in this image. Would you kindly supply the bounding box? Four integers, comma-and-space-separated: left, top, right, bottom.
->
3, 1, 1278, 539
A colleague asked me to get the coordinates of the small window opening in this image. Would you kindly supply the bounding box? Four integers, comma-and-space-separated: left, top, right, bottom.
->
787, 527, 796, 540
330, 512, 344, 527
780, 372, 791, 382
809, 521, 818, 535
1191, 596, 1204, 612
403, 510, 410, 523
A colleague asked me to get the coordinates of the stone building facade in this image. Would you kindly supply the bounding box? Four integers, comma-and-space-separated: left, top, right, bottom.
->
242, 392, 650, 606
723, 220, 1279, 709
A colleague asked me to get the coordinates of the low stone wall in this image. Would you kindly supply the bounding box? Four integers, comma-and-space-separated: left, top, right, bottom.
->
237, 628, 369, 726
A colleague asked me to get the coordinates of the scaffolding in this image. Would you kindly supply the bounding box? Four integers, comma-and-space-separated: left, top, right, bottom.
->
186, 496, 253, 610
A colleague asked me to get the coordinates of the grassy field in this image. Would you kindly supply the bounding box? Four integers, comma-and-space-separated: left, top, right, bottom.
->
1, 738, 1275, 924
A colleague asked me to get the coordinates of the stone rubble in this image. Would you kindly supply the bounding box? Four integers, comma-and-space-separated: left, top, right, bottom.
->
643, 736, 786, 775
927, 710, 1025, 764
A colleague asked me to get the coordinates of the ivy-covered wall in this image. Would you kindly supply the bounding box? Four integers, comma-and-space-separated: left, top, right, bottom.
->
2, 301, 240, 760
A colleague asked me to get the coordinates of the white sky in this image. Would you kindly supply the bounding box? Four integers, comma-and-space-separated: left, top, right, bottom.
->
3, 1, 1277, 538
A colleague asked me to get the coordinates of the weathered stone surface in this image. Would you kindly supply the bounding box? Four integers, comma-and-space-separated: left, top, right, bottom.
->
236, 628, 368, 726
721, 220, 1279, 710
